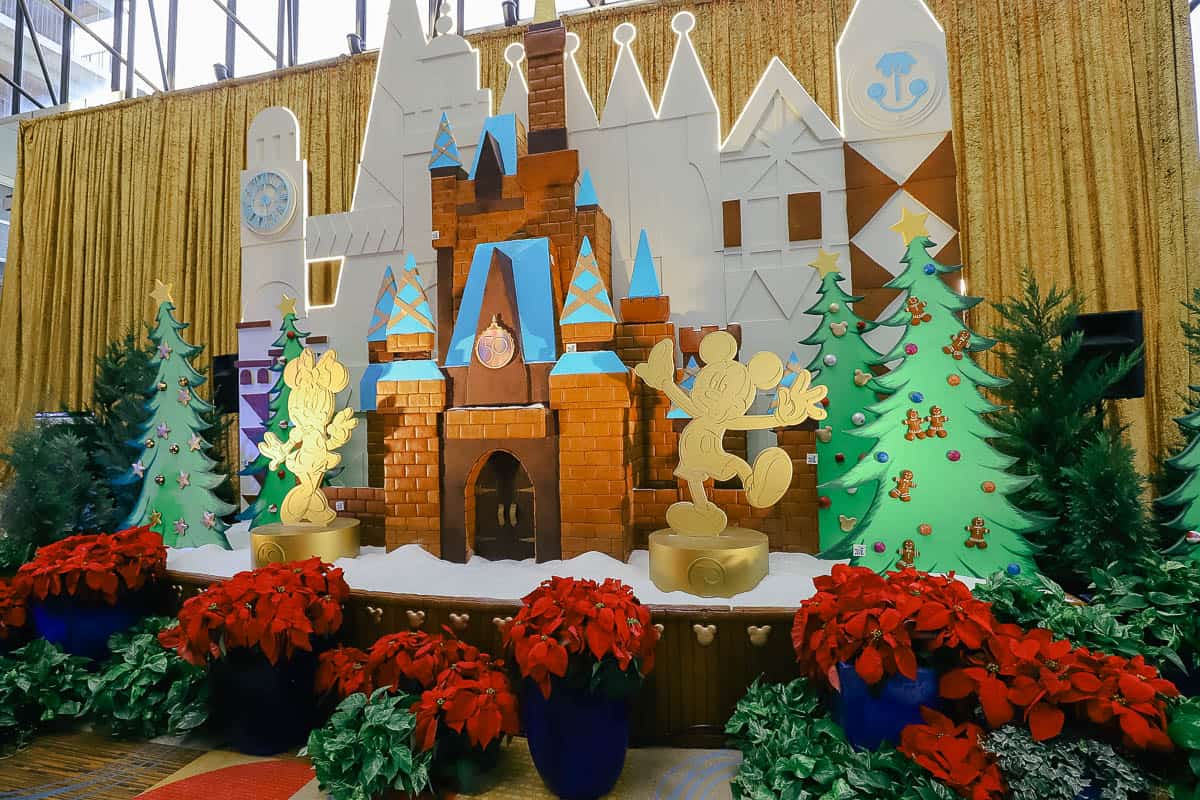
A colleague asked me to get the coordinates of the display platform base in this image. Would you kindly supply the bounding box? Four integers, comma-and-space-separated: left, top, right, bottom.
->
648, 527, 769, 598
249, 518, 361, 567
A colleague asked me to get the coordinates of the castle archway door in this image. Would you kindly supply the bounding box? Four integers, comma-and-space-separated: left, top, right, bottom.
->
473, 451, 535, 561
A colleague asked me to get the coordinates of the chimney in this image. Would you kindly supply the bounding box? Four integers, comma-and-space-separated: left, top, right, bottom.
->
523, 0, 567, 153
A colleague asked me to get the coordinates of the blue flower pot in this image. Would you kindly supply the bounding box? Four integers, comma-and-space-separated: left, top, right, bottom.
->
210, 646, 321, 755
521, 678, 630, 800
834, 662, 940, 751
30, 595, 141, 661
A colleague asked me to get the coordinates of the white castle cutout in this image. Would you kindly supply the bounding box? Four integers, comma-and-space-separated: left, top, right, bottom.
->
237, 0, 959, 487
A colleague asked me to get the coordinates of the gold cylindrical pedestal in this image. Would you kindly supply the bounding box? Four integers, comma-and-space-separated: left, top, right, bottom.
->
648, 527, 769, 598
250, 518, 361, 568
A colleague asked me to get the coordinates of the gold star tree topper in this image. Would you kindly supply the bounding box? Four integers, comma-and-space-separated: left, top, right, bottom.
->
150, 280, 174, 307
277, 294, 298, 318
808, 248, 841, 278
890, 207, 930, 246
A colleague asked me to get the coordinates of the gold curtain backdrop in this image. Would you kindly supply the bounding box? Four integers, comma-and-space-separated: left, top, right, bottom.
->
0, 0, 1197, 476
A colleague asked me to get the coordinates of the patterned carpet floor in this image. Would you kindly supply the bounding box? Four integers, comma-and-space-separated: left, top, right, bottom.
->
0, 731, 740, 799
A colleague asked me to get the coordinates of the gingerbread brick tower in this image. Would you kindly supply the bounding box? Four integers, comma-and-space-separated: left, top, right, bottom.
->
378, 0, 641, 564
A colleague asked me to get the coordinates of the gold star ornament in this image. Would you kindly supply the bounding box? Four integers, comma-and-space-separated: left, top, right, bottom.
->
890, 207, 930, 246
808, 248, 841, 278
150, 280, 174, 307
277, 294, 298, 317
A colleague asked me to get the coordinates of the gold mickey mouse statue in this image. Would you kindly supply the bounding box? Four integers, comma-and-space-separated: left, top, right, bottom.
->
258, 348, 358, 526
635, 330, 827, 536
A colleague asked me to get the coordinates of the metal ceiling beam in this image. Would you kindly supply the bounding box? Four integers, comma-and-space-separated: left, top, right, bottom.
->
209, 0, 277, 63
17, 0, 58, 106
44, 0, 164, 93
146, 0, 170, 91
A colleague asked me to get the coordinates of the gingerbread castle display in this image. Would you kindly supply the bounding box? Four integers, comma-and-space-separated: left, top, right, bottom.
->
357, 11, 818, 564
236, 0, 959, 563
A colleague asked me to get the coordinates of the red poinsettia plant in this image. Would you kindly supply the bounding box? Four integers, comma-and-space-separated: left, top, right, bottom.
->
315, 645, 373, 698
16, 526, 166, 606
791, 565, 1181, 798
159, 557, 349, 665
413, 653, 519, 753
316, 627, 481, 700
0, 576, 29, 641
899, 708, 1006, 800
505, 576, 659, 700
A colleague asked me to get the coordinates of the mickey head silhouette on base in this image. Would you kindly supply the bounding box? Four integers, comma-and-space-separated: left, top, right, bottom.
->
634, 330, 828, 536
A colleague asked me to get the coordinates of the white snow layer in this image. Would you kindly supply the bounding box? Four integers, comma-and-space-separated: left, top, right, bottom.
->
166, 522, 980, 610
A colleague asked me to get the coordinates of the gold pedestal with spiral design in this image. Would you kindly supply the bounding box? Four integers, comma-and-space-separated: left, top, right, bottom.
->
647, 527, 769, 598
250, 518, 361, 568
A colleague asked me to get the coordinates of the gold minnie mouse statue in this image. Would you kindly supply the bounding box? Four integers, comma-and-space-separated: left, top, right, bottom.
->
635, 330, 827, 536
257, 349, 358, 526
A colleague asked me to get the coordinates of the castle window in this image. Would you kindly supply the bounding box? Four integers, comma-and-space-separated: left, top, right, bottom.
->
787, 192, 822, 242
257, 368, 270, 383
722, 200, 742, 248
240, 371, 251, 386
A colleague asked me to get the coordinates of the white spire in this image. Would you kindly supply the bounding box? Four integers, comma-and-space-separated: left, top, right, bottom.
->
564, 31, 598, 132
836, 0, 950, 141
601, 23, 655, 128
657, 12, 717, 122
498, 42, 529, 127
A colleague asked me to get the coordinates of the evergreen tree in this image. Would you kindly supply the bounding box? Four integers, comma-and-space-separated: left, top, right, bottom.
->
121, 282, 234, 548
240, 297, 310, 529
0, 425, 113, 570
989, 273, 1143, 584
90, 329, 155, 523
797, 249, 885, 554
828, 212, 1041, 578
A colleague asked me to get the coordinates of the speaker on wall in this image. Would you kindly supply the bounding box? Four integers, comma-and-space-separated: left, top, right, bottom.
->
1071, 310, 1145, 400
211, 354, 240, 415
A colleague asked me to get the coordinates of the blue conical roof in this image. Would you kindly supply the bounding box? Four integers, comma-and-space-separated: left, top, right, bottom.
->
386, 254, 436, 335
368, 266, 399, 342
576, 169, 599, 208
561, 237, 616, 325
429, 112, 462, 171
628, 229, 661, 298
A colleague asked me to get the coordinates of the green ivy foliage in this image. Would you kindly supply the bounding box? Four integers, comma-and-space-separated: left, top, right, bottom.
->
303, 687, 433, 800
1168, 697, 1200, 799
89, 617, 210, 739
725, 677, 954, 800
0, 638, 92, 751
981, 726, 1151, 800
976, 561, 1200, 678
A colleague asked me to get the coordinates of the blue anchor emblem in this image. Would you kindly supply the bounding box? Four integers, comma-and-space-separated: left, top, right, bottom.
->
867, 51, 929, 113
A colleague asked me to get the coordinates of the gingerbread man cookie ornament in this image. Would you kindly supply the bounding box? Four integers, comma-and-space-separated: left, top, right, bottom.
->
943, 330, 970, 360
965, 516, 990, 549
635, 331, 827, 535
897, 539, 918, 569
903, 408, 926, 441
906, 296, 932, 325
889, 469, 916, 502
924, 406, 949, 438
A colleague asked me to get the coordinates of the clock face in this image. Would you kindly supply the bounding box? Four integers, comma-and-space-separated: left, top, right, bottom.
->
241, 169, 296, 235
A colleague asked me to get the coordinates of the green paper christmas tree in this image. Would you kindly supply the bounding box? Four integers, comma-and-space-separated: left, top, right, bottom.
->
240, 295, 310, 529
1156, 399, 1200, 563
826, 210, 1040, 578
797, 249, 885, 553
122, 281, 235, 548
